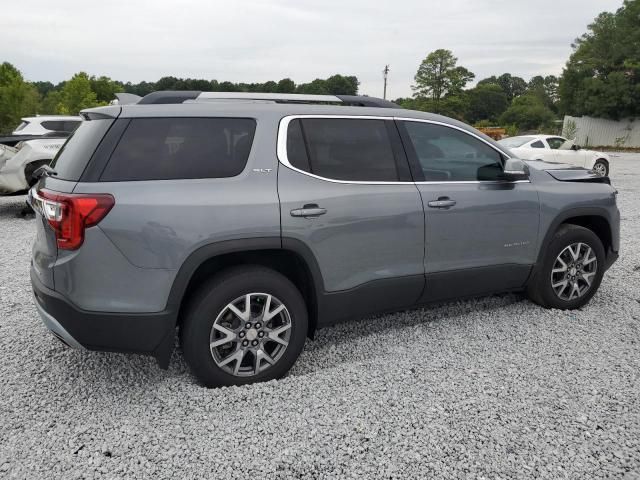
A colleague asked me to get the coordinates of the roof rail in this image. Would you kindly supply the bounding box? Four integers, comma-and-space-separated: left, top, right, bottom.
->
136, 91, 400, 108
197, 92, 341, 103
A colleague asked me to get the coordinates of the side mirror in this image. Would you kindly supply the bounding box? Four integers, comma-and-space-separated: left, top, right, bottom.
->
571, 144, 580, 151
503, 158, 529, 181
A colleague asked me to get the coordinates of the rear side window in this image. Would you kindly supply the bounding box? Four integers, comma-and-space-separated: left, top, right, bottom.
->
50, 119, 113, 181
285, 118, 398, 182
530, 140, 545, 148
41, 120, 80, 132
101, 118, 256, 181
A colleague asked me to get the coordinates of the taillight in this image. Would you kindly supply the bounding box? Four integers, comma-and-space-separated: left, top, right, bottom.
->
34, 189, 114, 250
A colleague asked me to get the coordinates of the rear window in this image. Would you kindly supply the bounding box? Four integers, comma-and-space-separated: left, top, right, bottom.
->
14, 121, 29, 132
286, 118, 398, 182
100, 118, 256, 181
50, 119, 112, 181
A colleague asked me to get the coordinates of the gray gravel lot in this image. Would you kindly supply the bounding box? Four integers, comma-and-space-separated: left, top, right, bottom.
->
1, 155, 639, 479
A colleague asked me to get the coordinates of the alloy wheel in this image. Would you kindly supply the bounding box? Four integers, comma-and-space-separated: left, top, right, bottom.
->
550, 242, 598, 301
593, 162, 607, 177
209, 293, 292, 377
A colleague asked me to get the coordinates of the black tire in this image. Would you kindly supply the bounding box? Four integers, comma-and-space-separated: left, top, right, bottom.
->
527, 225, 605, 309
593, 159, 609, 177
180, 266, 308, 387
24, 160, 50, 186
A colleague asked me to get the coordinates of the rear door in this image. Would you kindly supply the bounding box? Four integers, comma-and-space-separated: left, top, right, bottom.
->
397, 119, 539, 302
278, 116, 425, 318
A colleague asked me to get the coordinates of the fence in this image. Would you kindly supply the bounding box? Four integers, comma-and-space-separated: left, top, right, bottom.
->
562, 115, 640, 148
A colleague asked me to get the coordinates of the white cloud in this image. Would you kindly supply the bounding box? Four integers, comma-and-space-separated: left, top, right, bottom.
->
0, 0, 621, 98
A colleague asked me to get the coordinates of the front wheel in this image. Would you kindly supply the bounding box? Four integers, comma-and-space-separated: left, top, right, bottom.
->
527, 225, 605, 309
181, 266, 308, 387
592, 159, 609, 177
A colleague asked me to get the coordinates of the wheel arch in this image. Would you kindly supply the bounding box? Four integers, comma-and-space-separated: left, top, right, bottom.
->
536, 208, 613, 268
167, 237, 324, 339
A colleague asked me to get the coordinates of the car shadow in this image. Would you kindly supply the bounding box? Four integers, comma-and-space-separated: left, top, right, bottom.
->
33, 292, 526, 391
288, 293, 526, 378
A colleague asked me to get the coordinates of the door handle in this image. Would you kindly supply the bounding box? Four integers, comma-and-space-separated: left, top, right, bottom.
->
427, 197, 456, 209
290, 204, 327, 217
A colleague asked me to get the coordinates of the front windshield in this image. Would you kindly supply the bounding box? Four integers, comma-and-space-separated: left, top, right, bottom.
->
498, 136, 534, 148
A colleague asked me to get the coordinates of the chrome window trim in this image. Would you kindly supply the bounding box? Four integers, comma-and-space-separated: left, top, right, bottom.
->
276, 115, 530, 185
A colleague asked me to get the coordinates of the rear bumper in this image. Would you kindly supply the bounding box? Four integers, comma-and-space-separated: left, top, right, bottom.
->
30, 267, 176, 360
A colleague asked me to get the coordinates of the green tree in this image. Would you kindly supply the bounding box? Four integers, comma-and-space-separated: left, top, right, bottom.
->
325, 74, 359, 95
559, 0, 640, 119
39, 90, 63, 114
466, 83, 509, 123
297, 79, 329, 95
412, 49, 475, 112
528, 75, 559, 110
0, 62, 39, 133
90, 75, 124, 103
499, 94, 556, 131
478, 73, 527, 101
276, 78, 296, 93
56, 72, 102, 114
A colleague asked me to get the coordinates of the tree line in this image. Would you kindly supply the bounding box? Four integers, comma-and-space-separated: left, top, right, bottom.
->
1, 0, 637, 134
396, 0, 638, 132
0, 71, 359, 133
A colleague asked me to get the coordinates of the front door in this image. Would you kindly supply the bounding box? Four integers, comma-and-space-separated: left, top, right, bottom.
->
397, 119, 540, 302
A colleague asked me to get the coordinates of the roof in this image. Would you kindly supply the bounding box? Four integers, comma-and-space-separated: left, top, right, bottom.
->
81, 94, 512, 157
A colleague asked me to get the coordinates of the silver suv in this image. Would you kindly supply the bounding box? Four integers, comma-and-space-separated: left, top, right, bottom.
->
29, 91, 620, 387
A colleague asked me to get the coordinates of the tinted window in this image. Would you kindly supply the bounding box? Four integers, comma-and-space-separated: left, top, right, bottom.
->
286, 120, 311, 173
547, 137, 566, 149
530, 140, 545, 148
404, 122, 504, 181
101, 118, 256, 181
51, 119, 113, 181
41, 120, 80, 132
288, 118, 398, 181
63, 121, 81, 132
41, 121, 65, 132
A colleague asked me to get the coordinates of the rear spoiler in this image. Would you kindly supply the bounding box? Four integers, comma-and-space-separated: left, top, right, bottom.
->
113, 92, 142, 105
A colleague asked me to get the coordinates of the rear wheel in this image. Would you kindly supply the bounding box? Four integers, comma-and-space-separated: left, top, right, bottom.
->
592, 159, 609, 177
527, 225, 605, 309
181, 266, 308, 387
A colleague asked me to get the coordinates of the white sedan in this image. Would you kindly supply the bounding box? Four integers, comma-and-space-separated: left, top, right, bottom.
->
498, 135, 611, 176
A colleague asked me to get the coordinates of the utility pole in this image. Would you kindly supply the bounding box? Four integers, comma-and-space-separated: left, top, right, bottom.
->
382, 65, 389, 99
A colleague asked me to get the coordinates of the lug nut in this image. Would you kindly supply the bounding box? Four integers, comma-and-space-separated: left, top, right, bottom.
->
239, 331, 245, 338
252, 340, 259, 346
245, 322, 252, 329
242, 340, 249, 347
255, 322, 262, 329
258, 331, 265, 338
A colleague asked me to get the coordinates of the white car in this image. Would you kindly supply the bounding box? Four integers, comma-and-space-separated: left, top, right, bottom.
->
13, 115, 81, 136
498, 135, 611, 176
0, 137, 66, 194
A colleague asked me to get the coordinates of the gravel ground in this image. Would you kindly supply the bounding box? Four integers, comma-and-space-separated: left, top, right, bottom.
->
1, 155, 639, 479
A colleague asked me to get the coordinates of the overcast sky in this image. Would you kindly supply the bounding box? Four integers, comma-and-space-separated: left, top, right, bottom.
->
1, 0, 622, 98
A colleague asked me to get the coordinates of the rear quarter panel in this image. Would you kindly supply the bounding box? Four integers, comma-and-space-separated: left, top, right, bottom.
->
72, 115, 281, 271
